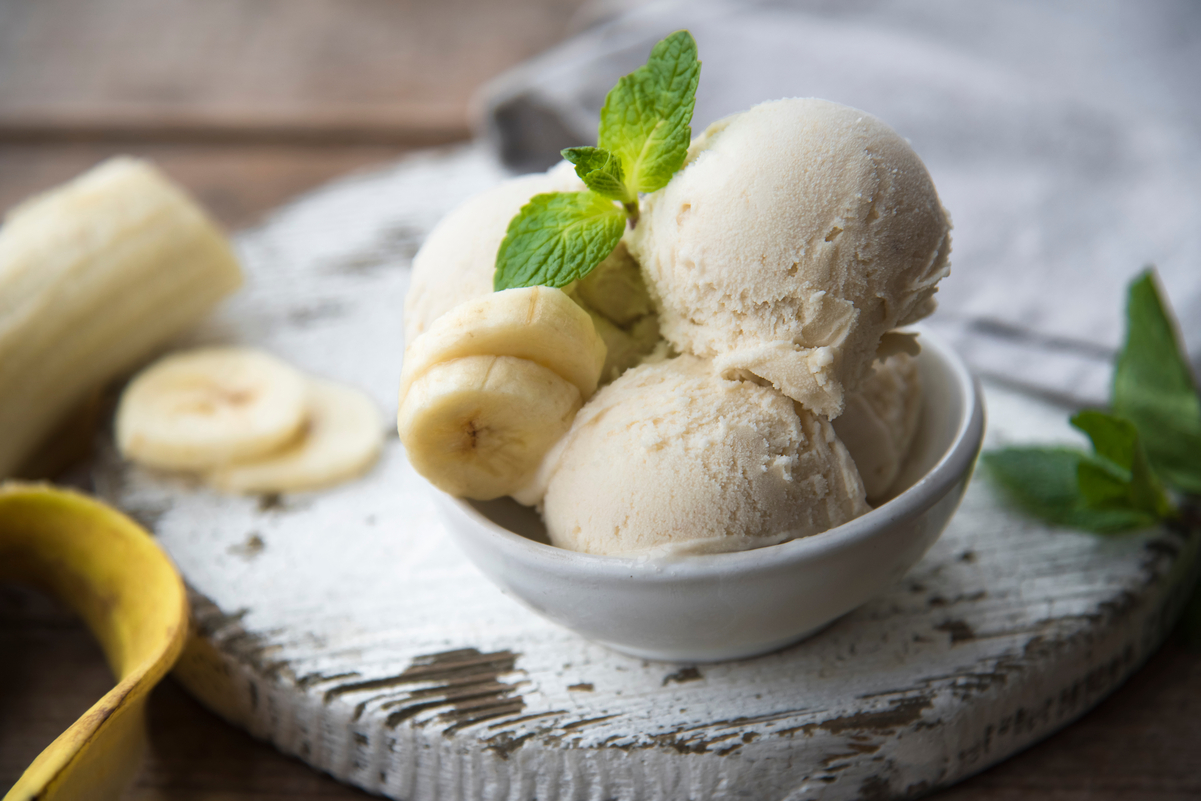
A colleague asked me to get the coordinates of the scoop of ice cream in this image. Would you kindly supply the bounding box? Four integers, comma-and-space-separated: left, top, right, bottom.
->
404, 163, 659, 383
832, 351, 923, 502
538, 355, 869, 555
628, 98, 951, 418
404, 161, 582, 343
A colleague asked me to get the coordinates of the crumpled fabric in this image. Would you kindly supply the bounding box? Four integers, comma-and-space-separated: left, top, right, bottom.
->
477, 0, 1201, 406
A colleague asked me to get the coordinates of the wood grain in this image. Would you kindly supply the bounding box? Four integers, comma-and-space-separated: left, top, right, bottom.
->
0, 0, 592, 227
0, 0, 588, 141
4, 583, 1198, 800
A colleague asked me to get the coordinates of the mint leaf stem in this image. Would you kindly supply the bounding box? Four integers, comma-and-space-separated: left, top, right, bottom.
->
623, 201, 640, 226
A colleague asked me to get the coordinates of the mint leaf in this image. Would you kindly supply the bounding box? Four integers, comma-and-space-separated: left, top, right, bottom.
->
1071, 410, 1174, 518
1070, 410, 1137, 470
562, 147, 630, 202
598, 30, 700, 196
1112, 270, 1201, 494
1076, 459, 1132, 507
983, 448, 1158, 533
493, 31, 702, 289
494, 191, 626, 291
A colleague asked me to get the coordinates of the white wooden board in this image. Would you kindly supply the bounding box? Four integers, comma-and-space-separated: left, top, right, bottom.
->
92, 147, 1199, 801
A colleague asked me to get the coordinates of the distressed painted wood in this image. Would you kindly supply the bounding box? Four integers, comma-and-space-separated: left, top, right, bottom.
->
92, 147, 1200, 801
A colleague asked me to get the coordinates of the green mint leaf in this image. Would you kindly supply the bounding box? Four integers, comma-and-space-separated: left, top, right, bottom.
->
561, 147, 630, 202
982, 447, 1158, 533
597, 30, 700, 196
1070, 410, 1137, 471
494, 191, 626, 291
1076, 459, 1132, 507
1070, 410, 1175, 518
1112, 270, 1201, 494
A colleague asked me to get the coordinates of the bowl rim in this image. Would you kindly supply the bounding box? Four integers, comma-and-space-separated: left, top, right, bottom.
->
438, 327, 985, 581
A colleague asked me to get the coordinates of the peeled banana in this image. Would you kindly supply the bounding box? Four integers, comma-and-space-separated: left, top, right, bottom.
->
397, 287, 606, 500
0, 157, 243, 478
0, 483, 188, 801
116, 347, 309, 470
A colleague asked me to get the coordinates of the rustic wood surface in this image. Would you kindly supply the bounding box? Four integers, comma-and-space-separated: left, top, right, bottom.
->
1, 1, 1199, 798
79, 145, 1200, 800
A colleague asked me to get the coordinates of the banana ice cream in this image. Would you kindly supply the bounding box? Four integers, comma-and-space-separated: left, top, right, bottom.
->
400, 95, 948, 557
537, 355, 870, 555
628, 98, 950, 419
833, 353, 923, 503
405, 162, 659, 384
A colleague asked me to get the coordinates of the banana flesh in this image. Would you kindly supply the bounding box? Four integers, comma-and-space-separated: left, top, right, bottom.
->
116, 347, 309, 470
0, 157, 243, 479
397, 287, 606, 500
208, 378, 384, 493
116, 346, 384, 494
399, 355, 583, 499
0, 483, 188, 801
399, 286, 607, 400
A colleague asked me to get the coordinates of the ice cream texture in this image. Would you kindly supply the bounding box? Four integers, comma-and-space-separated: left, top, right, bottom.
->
833, 352, 923, 503
539, 355, 870, 555
628, 97, 951, 418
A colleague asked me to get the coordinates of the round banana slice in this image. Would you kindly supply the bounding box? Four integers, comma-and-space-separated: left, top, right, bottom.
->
116, 347, 308, 470
399, 286, 607, 402
208, 379, 384, 494
398, 355, 582, 500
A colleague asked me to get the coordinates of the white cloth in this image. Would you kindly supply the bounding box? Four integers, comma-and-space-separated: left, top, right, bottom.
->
478, 0, 1201, 406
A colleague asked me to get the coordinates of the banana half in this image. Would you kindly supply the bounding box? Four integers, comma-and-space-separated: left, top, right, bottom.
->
0, 157, 243, 480
397, 287, 606, 500
0, 484, 188, 801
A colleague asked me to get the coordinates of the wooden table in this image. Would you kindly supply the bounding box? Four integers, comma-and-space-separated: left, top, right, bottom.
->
1, 2, 1199, 798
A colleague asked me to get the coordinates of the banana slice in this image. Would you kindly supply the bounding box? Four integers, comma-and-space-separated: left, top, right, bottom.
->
398, 355, 582, 500
399, 286, 607, 401
116, 347, 308, 470
208, 379, 384, 494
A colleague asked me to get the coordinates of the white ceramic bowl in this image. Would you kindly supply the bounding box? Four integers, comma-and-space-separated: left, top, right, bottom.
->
434, 330, 985, 662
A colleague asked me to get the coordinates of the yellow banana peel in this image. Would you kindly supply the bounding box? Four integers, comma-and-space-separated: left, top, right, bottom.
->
0, 483, 188, 801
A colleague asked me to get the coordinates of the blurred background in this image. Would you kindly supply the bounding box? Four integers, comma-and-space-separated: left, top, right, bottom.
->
0, 0, 594, 226
2, 1, 1199, 798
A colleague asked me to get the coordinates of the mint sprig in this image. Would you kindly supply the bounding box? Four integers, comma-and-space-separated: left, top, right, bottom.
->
1112, 273, 1201, 494
984, 269, 1201, 532
597, 30, 701, 200
495, 31, 700, 291
984, 446, 1160, 533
